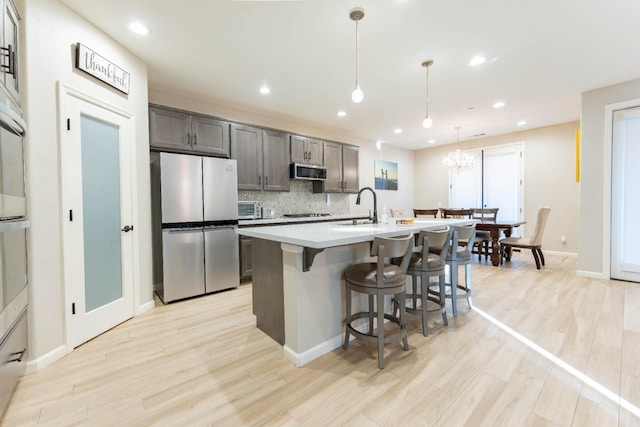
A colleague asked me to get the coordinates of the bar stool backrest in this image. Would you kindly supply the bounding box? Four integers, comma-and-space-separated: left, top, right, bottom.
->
371, 234, 414, 275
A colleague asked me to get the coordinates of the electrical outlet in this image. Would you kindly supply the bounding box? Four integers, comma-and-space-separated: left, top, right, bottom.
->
560, 235, 567, 244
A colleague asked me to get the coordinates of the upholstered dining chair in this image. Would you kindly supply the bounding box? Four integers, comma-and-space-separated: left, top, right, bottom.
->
472, 208, 499, 260
500, 207, 551, 269
394, 227, 452, 336
343, 234, 414, 369
390, 208, 404, 218
413, 208, 439, 218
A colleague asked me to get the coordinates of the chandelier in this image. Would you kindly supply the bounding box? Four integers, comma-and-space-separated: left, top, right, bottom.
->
443, 127, 474, 172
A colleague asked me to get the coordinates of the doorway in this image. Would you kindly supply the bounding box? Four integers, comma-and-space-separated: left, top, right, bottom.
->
60, 85, 136, 348
449, 142, 524, 223
611, 106, 640, 282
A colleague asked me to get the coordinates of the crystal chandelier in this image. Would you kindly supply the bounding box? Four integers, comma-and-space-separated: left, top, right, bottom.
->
443, 127, 474, 172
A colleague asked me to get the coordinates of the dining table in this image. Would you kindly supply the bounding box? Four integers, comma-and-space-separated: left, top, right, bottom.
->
476, 220, 526, 266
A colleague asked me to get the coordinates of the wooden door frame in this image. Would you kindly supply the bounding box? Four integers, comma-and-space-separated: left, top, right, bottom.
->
57, 82, 139, 353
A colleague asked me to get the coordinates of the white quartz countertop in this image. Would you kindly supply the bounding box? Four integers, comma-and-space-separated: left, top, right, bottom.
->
236, 218, 474, 249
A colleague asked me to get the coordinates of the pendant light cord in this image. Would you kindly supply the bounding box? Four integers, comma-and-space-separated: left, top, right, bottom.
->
425, 64, 430, 117
355, 18, 360, 87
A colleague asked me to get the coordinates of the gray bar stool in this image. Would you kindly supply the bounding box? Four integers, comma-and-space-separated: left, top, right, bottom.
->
397, 227, 452, 336
343, 234, 414, 369
446, 225, 476, 316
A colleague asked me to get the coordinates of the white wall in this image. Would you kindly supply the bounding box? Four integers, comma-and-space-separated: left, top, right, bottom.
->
579, 78, 640, 276
414, 122, 580, 254
22, 0, 152, 363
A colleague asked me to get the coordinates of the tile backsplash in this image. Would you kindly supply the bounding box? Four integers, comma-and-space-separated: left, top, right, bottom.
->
239, 181, 350, 216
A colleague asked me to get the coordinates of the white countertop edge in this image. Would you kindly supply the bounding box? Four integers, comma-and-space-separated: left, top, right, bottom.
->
236, 218, 475, 249
239, 214, 369, 227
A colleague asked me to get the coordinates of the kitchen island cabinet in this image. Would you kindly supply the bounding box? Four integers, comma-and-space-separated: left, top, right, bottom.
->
237, 218, 473, 367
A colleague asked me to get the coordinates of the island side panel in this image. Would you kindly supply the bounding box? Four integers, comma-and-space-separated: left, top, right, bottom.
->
252, 238, 285, 345
281, 242, 373, 366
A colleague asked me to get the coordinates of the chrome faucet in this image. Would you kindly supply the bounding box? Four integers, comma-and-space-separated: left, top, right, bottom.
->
356, 187, 378, 224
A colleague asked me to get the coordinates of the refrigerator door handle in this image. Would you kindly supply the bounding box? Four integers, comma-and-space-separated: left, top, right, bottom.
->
166, 227, 204, 233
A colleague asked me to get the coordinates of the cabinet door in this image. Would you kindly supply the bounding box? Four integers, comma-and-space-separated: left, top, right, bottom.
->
231, 124, 263, 190
239, 235, 253, 282
322, 142, 343, 193
306, 138, 324, 165
0, 310, 27, 416
290, 135, 307, 163
262, 130, 290, 192
149, 107, 191, 151
342, 145, 359, 193
192, 115, 230, 157
3, 0, 19, 104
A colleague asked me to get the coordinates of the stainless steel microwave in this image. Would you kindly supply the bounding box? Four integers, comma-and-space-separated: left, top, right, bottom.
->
238, 201, 262, 220
290, 163, 327, 181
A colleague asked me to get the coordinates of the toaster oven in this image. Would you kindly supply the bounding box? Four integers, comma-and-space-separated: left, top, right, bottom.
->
238, 201, 262, 220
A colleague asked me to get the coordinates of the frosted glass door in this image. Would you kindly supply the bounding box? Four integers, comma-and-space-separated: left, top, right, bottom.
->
611, 107, 640, 282
62, 87, 134, 349
81, 114, 123, 311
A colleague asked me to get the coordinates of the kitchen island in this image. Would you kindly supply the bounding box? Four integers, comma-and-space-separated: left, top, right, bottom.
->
236, 218, 473, 367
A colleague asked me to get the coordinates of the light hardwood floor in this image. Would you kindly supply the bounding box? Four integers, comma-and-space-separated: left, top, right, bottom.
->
2, 252, 640, 426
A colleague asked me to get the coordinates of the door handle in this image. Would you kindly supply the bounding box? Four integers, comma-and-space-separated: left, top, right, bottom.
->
122, 225, 134, 232
8, 348, 26, 363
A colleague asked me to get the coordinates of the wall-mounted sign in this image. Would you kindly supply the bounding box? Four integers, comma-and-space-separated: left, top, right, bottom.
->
75, 43, 130, 94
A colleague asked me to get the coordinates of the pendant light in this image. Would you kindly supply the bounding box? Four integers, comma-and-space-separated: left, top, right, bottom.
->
349, 7, 365, 103
422, 59, 434, 128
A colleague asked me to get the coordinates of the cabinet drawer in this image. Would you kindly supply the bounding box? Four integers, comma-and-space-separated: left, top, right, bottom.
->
0, 309, 27, 416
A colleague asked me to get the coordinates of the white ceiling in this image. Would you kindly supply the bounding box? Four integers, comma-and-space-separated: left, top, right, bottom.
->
59, 0, 640, 150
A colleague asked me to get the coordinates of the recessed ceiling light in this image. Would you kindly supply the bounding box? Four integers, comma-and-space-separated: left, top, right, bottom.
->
493, 101, 505, 108
469, 56, 486, 66
259, 86, 271, 95
128, 22, 149, 35
394, 128, 402, 134
517, 120, 527, 126
337, 110, 346, 117
428, 139, 436, 144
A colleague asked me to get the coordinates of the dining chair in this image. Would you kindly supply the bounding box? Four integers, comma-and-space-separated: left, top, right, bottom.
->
473, 208, 499, 260
500, 207, 550, 269
413, 208, 439, 218
440, 208, 474, 219
343, 234, 414, 369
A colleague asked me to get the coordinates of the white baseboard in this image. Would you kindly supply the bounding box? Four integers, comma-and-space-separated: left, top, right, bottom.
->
284, 334, 344, 367
25, 301, 155, 376
577, 270, 608, 279
25, 344, 68, 375
544, 250, 577, 257
136, 299, 155, 316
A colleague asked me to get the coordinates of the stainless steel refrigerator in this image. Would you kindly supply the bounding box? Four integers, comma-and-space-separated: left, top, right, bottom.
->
151, 152, 239, 303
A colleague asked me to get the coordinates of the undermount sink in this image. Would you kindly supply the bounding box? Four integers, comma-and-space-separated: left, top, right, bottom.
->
336, 219, 375, 226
